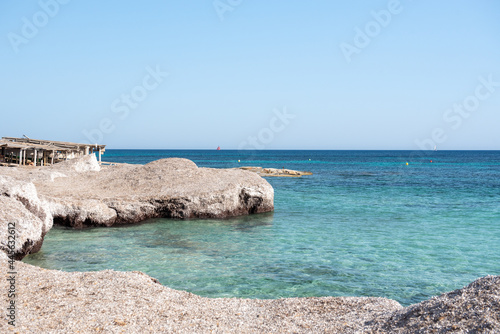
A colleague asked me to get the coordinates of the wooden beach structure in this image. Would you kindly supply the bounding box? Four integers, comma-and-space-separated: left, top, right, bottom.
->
0, 136, 105, 167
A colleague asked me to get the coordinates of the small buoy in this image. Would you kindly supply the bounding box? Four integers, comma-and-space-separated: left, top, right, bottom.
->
309, 159, 311, 161
430, 160, 432, 163
406, 162, 409, 165
238, 160, 240, 163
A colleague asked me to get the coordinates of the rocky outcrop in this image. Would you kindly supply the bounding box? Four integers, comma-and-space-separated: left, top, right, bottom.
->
367, 275, 500, 333
38, 157, 274, 227
0, 251, 498, 333
0, 176, 53, 259
239, 166, 313, 177
0, 155, 274, 258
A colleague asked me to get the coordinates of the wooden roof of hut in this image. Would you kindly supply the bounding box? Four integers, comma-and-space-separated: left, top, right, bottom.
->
0, 139, 68, 151
1, 137, 105, 151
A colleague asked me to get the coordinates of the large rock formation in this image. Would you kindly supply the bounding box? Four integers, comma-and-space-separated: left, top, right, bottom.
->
38, 157, 274, 227
0, 155, 274, 259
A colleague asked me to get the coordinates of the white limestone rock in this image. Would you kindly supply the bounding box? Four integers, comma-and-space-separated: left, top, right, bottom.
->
0, 175, 53, 259
0, 156, 274, 257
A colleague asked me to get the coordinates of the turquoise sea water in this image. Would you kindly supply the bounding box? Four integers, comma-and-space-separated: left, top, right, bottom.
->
23, 150, 500, 306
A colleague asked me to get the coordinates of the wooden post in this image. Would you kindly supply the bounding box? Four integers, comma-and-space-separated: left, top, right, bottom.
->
18, 149, 23, 165
34, 149, 37, 166
51, 150, 54, 165
98, 147, 102, 162
85, 146, 89, 155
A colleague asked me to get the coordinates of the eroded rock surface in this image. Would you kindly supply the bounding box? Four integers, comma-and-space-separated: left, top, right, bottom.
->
0, 175, 53, 259
367, 275, 500, 333
0, 155, 273, 258
0, 253, 498, 333
39, 157, 274, 227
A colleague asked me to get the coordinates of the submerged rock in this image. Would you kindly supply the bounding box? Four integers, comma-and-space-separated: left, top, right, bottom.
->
0, 156, 274, 258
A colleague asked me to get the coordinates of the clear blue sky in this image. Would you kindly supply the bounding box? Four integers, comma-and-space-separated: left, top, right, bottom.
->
1, 0, 499, 149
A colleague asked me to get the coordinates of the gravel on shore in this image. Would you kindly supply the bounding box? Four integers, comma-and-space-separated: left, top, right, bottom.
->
1, 252, 499, 333
368, 275, 500, 333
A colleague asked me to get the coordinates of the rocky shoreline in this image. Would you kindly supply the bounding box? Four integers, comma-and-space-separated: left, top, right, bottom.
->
0, 155, 273, 259
1, 252, 498, 333
1, 156, 499, 332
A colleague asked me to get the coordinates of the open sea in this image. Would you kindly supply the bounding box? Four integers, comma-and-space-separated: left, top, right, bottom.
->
23, 150, 500, 306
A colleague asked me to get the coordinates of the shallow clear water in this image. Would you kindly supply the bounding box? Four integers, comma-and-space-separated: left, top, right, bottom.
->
23, 150, 500, 306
